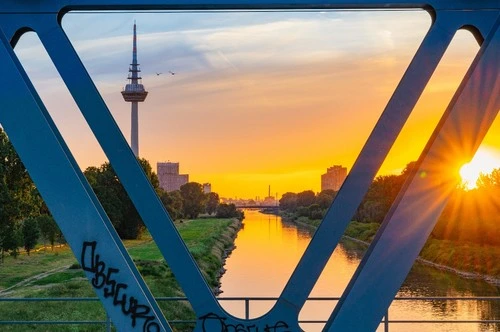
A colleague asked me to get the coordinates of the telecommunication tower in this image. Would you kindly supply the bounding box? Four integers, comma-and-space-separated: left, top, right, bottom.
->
121, 22, 148, 157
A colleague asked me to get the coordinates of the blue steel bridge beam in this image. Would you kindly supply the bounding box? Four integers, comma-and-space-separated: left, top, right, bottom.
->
326, 14, 500, 331
276, 11, 453, 314
0, 0, 497, 13
275, 8, 499, 316
0, 28, 170, 332
28, 14, 220, 316
0, 1, 498, 331
0, 16, 171, 332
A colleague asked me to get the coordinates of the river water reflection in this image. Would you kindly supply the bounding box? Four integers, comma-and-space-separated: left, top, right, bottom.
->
219, 209, 500, 331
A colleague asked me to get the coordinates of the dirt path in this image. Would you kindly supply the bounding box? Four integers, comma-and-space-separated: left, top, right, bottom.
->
0, 264, 72, 296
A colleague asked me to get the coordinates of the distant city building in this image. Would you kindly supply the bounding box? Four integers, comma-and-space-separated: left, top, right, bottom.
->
203, 183, 212, 194
321, 165, 347, 191
157, 162, 189, 192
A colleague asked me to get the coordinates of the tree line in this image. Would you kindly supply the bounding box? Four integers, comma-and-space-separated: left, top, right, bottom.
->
85, 160, 243, 239
0, 128, 61, 260
0, 128, 243, 261
280, 162, 500, 246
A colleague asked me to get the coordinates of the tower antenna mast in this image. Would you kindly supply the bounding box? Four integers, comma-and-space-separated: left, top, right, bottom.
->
121, 22, 148, 157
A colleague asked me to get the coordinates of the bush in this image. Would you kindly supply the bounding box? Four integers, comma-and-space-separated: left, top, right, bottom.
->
296, 206, 309, 218
216, 203, 244, 220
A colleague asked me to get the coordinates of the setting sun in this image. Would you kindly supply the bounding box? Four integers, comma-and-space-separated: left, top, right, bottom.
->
459, 147, 500, 190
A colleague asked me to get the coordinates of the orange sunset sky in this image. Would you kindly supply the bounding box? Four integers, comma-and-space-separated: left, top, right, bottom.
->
13, 10, 499, 198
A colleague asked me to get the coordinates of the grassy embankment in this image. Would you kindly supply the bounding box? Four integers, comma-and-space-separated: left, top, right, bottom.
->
0, 218, 241, 331
281, 212, 500, 281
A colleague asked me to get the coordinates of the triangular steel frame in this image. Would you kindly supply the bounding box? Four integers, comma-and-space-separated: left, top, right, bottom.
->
0, 1, 498, 331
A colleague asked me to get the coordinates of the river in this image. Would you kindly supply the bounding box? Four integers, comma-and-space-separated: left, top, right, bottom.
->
219, 209, 500, 332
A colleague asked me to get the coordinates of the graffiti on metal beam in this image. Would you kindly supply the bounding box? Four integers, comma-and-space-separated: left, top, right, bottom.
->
81, 241, 160, 332
198, 312, 290, 332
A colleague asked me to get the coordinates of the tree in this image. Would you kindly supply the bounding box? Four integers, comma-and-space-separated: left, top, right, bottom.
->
22, 217, 40, 255
159, 189, 184, 220
37, 214, 59, 250
354, 174, 404, 223
308, 204, 323, 220
296, 190, 316, 208
84, 158, 159, 239
180, 182, 205, 219
1, 222, 22, 260
316, 190, 336, 210
279, 192, 297, 211
205, 192, 220, 215
0, 128, 41, 261
477, 168, 500, 190
138, 158, 160, 189
216, 203, 244, 221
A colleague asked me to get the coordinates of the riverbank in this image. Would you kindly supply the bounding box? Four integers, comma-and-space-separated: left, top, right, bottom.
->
279, 212, 500, 286
0, 217, 241, 331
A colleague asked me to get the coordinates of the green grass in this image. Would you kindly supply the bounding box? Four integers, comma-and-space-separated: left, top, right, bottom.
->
0, 248, 78, 289
30, 270, 85, 286
420, 238, 500, 278
0, 217, 241, 332
343, 221, 379, 242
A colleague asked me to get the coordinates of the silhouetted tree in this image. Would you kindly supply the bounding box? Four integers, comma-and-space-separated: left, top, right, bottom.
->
37, 215, 59, 250
22, 217, 40, 255
216, 203, 244, 220
1, 223, 22, 260
308, 204, 323, 220
159, 189, 184, 220
432, 168, 500, 246
84, 158, 159, 239
355, 174, 404, 223
0, 128, 41, 261
279, 192, 297, 211
180, 182, 205, 219
476, 168, 500, 190
205, 192, 220, 215
296, 190, 316, 208
316, 190, 336, 210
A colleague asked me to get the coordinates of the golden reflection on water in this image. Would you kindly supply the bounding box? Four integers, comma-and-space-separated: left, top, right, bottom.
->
219, 209, 500, 332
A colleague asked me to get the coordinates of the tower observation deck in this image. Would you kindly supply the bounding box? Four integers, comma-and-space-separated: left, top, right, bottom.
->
121, 22, 148, 157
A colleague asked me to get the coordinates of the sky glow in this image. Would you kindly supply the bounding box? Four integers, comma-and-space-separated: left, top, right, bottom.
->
11, 10, 500, 198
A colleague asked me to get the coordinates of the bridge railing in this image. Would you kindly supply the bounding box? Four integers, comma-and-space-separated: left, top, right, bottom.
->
1, 296, 499, 331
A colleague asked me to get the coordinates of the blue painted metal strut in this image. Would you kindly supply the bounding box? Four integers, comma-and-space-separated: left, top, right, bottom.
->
277, 11, 453, 314
276, 8, 500, 317
0, 28, 170, 332
326, 14, 500, 331
30, 15, 220, 316
0, 1, 498, 331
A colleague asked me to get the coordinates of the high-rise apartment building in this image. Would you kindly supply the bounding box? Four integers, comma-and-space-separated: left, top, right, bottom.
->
157, 162, 189, 192
321, 165, 347, 191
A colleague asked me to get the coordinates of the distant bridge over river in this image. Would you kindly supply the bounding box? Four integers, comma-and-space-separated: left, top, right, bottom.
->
234, 205, 279, 209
